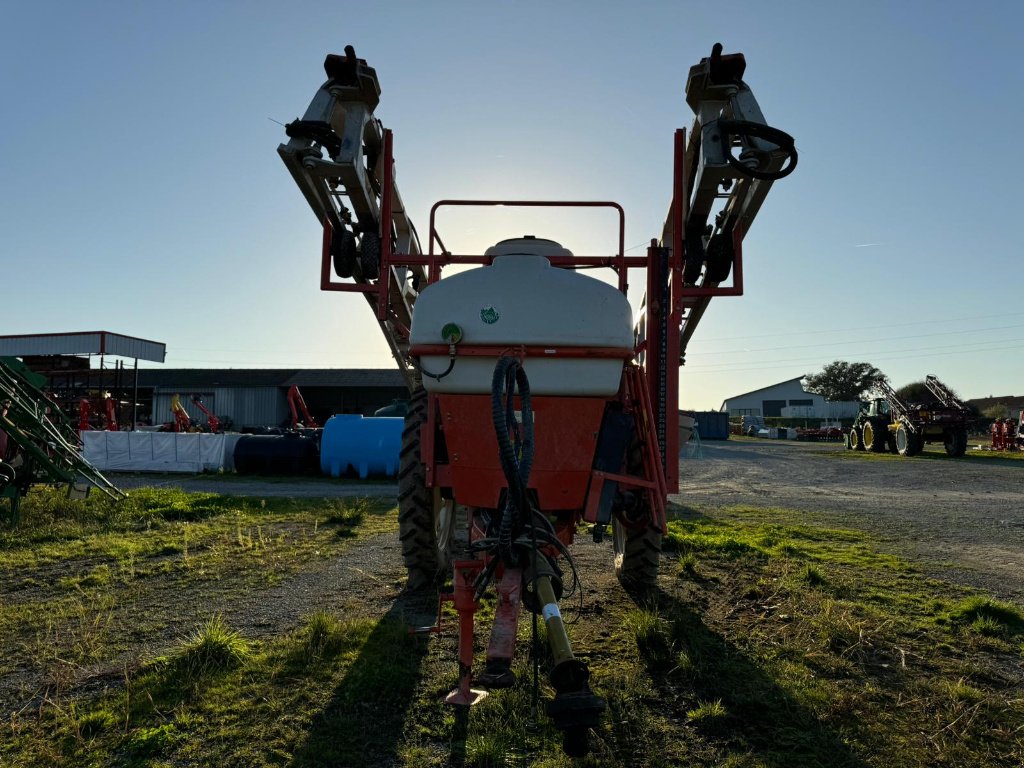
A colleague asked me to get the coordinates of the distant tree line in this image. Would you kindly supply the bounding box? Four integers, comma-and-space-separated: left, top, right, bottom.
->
804, 361, 982, 418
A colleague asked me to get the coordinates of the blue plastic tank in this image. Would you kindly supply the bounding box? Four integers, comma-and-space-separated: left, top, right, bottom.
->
320, 414, 403, 479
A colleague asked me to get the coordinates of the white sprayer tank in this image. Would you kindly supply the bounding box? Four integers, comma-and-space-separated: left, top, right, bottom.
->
410, 237, 633, 396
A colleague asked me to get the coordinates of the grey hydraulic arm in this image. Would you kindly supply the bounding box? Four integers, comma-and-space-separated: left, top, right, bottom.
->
668, 44, 798, 357
278, 47, 426, 388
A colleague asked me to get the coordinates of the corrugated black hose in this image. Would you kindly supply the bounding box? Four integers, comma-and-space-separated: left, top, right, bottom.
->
491, 357, 534, 566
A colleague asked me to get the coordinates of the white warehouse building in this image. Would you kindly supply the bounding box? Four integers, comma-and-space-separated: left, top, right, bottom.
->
720, 377, 860, 419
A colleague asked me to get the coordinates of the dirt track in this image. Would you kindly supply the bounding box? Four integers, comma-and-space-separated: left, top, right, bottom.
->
676, 439, 1024, 601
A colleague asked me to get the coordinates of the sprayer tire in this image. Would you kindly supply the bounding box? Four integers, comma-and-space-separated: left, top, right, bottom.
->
944, 428, 968, 458
398, 387, 441, 589
863, 420, 887, 453
613, 517, 662, 588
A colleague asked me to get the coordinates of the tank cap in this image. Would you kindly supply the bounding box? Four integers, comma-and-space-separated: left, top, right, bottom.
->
484, 237, 573, 258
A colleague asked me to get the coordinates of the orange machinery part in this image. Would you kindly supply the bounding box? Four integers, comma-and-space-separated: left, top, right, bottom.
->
434, 394, 607, 510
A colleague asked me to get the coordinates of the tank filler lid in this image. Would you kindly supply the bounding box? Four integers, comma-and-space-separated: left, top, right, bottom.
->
484, 236, 573, 258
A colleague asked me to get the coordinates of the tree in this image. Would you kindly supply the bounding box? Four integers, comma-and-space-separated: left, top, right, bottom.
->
803, 361, 886, 402
983, 404, 1009, 420
895, 380, 931, 404
896, 380, 975, 416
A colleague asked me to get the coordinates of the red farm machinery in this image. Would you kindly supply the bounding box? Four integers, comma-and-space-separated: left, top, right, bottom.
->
278, 44, 796, 754
990, 413, 1022, 451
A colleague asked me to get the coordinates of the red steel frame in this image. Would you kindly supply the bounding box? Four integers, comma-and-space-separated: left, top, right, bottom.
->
319, 123, 748, 512
317, 119, 756, 712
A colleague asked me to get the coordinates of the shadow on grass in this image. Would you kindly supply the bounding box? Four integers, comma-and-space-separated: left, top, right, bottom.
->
289, 593, 432, 768
644, 586, 870, 768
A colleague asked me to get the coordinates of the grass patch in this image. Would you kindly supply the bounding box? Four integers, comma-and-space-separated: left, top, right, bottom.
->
3, 498, 1023, 767
623, 608, 673, 665
171, 614, 251, 677
663, 506, 906, 571
798, 562, 826, 587
945, 596, 1024, 636
826, 444, 1024, 464
687, 698, 728, 721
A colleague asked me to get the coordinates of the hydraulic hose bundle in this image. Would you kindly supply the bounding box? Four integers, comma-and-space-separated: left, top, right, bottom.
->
473, 356, 579, 601
469, 356, 604, 757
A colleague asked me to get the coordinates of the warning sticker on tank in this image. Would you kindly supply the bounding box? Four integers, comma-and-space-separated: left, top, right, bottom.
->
542, 603, 561, 622
480, 306, 500, 324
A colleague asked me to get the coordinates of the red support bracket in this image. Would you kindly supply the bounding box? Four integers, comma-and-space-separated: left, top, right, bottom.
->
485, 567, 522, 675
445, 559, 488, 706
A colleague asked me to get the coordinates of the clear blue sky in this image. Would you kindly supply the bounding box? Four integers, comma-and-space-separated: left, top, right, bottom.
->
2, 1, 1022, 409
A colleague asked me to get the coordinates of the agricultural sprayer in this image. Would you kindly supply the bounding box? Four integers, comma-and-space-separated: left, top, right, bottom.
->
278, 43, 796, 754
0, 357, 123, 523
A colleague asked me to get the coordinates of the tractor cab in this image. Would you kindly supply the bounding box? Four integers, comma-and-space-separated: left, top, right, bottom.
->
870, 399, 891, 419
861, 398, 891, 420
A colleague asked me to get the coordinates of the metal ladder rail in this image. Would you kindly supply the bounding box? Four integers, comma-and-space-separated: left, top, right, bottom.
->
873, 379, 914, 424
0, 365, 81, 447
924, 375, 966, 410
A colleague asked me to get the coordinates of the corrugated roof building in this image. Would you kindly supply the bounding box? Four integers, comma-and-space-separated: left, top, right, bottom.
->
138, 368, 407, 429
720, 377, 860, 419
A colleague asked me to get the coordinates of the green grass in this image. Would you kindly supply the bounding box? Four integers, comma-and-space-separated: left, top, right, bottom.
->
170, 614, 252, 676
687, 698, 728, 722
3, 498, 1023, 767
0, 488, 397, 747
662, 506, 906, 571
944, 596, 1024, 636
828, 443, 1024, 463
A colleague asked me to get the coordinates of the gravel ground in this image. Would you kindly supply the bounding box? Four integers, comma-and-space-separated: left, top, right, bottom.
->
676, 439, 1024, 601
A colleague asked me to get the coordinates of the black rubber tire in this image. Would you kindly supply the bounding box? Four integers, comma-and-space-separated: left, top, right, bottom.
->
331, 227, 357, 279
944, 428, 968, 458
0, 461, 15, 491
398, 387, 444, 589
863, 420, 887, 453
613, 516, 662, 588
886, 432, 899, 454
896, 424, 921, 457
704, 233, 733, 283
359, 230, 381, 280
849, 425, 864, 451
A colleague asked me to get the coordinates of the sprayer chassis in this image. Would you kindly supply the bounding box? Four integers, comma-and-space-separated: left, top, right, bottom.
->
279, 43, 796, 756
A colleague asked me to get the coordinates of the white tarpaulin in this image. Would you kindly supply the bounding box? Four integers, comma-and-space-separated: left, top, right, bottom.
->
83, 431, 228, 473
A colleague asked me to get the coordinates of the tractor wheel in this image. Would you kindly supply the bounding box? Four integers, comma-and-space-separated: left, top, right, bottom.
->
849, 426, 864, 451
398, 387, 450, 589
895, 424, 921, 456
613, 516, 662, 589
944, 428, 968, 458
886, 431, 899, 454
863, 421, 887, 453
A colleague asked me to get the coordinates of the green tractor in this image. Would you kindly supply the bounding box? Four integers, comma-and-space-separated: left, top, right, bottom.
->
848, 398, 896, 454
